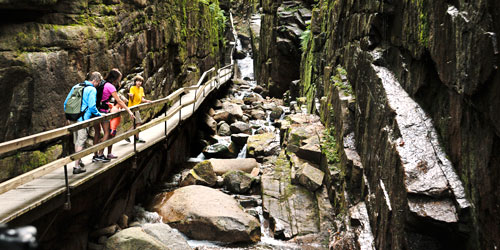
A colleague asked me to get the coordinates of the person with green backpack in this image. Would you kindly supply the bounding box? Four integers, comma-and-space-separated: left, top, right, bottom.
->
64, 72, 103, 174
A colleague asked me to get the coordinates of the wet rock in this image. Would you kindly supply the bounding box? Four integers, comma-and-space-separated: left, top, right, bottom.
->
222, 101, 244, 120
241, 114, 250, 123
204, 114, 217, 134
249, 109, 267, 120
230, 121, 251, 134
104, 227, 166, 250
296, 135, 322, 164
233, 49, 247, 60
141, 223, 192, 250
202, 142, 237, 159
269, 106, 284, 121
150, 185, 261, 243
243, 93, 264, 105
235, 195, 261, 208
209, 158, 260, 175
247, 133, 280, 158
349, 202, 376, 250
231, 133, 250, 146
118, 214, 128, 230
217, 122, 231, 136
252, 85, 264, 94
213, 110, 234, 124
223, 170, 256, 194
296, 163, 324, 192
408, 196, 458, 223
180, 160, 217, 187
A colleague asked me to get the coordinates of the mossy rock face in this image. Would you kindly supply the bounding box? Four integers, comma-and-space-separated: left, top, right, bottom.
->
0, 144, 63, 182
0, 0, 227, 142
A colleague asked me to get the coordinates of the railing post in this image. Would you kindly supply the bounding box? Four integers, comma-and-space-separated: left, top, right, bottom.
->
133, 117, 137, 153
193, 89, 197, 113
63, 165, 71, 210
164, 105, 167, 136
63, 134, 71, 210
179, 93, 182, 122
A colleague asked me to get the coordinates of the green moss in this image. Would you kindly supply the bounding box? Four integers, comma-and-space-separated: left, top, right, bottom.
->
321, 127, 340, 166
414, 0, 429, 47
331, 66, 353, 96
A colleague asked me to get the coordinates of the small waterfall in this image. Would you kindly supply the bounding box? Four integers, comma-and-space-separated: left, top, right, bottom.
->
237, 145, 247, 158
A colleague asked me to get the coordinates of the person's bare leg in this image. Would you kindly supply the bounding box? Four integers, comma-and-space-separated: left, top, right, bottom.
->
98, 122, 110, 155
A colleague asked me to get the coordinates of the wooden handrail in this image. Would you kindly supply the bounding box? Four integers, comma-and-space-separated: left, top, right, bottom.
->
0, 11, 238, 196
0, 85, 190, 155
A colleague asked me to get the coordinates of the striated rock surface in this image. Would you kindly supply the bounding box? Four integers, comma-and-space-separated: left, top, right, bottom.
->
149, 185, 261, 243
261, 150, 332, 242
295, 0, 499, 249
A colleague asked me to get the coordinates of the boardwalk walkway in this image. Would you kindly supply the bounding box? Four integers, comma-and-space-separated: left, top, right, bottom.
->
0, 67, 233, 223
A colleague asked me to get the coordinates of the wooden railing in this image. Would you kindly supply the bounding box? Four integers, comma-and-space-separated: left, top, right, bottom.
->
0, 12, 239, 198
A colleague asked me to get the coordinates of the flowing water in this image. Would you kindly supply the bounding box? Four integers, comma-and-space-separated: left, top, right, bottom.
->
133, 38, 311, 249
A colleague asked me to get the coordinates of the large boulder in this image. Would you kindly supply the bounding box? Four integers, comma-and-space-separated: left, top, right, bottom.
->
180, 160, 217, 187
141, 223, 192, 250
104, 227, 166, 250
209, 158, 260, 175
150, 185, 261, 243
223, 170, 256, 194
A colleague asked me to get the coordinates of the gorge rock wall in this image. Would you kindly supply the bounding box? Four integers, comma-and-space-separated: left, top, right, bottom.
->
252, 0, 313, 97
298, 0, 499, 249
0, 0, 227, 142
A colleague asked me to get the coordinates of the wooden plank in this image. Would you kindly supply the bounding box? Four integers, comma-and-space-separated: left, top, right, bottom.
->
0, 157, 72, 195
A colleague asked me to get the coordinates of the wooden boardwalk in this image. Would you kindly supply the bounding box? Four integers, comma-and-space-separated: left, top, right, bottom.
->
0, 67, 232, 223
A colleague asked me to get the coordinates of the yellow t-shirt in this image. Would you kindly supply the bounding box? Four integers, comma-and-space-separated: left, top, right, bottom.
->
128, 86, 145, 107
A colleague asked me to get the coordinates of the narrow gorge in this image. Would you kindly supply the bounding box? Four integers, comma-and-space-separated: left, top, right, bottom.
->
0, 0, 498, 250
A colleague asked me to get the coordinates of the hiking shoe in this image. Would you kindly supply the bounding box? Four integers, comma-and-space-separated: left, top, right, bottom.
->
107, 154, 118, 159
125, 137, 131, 143
73, 167, 86, 175
137, 138, 146, 143
95, 155, 111, 163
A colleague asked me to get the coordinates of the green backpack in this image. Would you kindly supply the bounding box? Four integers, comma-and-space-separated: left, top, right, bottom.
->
65, 83, 88, 121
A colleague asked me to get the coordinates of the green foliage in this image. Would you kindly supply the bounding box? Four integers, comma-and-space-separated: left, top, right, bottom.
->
322, 127, 339, 165
331, 66, 352, 96
300, 25, 311, 52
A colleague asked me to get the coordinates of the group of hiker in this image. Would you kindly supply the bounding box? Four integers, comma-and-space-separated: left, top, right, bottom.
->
63, 69, 152, 174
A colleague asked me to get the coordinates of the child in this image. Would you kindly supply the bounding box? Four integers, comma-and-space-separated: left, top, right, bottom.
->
126, 75, 152, 143
106, 97, 123, 158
